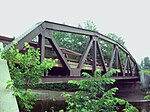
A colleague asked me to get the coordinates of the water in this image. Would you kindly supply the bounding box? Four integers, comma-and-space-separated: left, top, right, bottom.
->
31, 100, 66, 112
31, 100, 150, 112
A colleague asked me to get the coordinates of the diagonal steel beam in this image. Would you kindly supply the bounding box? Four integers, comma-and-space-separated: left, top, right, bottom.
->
128, 57, 133, 76
124, 54, 130, 76
5, 22, 46, 50
44, 30, 71, 75
132, 63, 136, 75
109, 45, 117, 71
117, 47, 124, 76
96, 41, 106, 73
77, 36, 93, 69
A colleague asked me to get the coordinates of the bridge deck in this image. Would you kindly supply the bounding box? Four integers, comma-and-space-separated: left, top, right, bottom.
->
54, 60, 106, 70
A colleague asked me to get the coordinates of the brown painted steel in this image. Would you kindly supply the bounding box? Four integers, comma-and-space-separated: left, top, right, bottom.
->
38, 34, 45, 62
117, 48, 124, 76
128, 57, 133, 76
96, 41, 107, 73
45, 35, 71, 75
44, 21, 136, 64
0, 35, 14, 42
115, 46, 119, 76
2, 21, 139, 78
92, 40, 97, 75
109, 45, 117, 70
77, 36, 93, 69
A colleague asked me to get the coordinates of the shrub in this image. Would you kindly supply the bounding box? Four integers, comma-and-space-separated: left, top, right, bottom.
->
2, 42, 56, 111
60, 70, 139, 112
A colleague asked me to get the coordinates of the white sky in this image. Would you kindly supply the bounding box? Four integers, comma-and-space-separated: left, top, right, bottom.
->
0, 0, 149, 63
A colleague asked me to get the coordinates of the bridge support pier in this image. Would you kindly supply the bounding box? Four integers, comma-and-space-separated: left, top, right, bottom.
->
0, 59, 19, 112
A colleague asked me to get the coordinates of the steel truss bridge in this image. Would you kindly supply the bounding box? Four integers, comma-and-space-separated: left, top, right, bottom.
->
0, 21, 139, 82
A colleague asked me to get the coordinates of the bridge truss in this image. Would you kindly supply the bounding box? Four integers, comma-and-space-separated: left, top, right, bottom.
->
1, 21, 139, 81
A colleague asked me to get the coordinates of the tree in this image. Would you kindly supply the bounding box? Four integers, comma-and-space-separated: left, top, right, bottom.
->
54, 20, 98, 53
144, 57, 150, 69
54, 31, 88, 54
53, 21, 127, 65
140, 59, 144, 69
80, 20, 98, 31
99, 33, 126, 63
141, 57, 150, 69
106, 33, 125, 47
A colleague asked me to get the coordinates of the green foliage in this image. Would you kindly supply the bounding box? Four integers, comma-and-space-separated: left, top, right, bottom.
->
54, 21, 126, 64
141, 69, 150, 75
2, 42, 56, 111
61, 70, 139, 112
106, 33, 125, 47
123, 102, 139, 112
144, 89, 150, 100
6, 80, 38, 112
2, 42, 56, 89
15, 89, 38, 112
29, 82, 79, 92
54, 31, 88, 54
80, 20, 98, 31
144, 94, 150, 100
100, 33, 126, 61
53, 20, 97, 55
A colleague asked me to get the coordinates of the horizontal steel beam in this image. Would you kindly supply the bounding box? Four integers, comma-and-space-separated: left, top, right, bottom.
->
0, 35, 14, 42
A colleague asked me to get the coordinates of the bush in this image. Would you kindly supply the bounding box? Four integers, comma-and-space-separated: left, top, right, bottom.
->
2, 42, 56, 111
29, 83, 79, 91
60, 70, 139, 112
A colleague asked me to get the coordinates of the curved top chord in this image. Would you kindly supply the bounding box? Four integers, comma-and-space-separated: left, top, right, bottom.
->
3, 21, 139, 77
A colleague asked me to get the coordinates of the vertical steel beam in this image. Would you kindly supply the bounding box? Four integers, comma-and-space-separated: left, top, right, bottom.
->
96, 41, 106, 73
38, 34, 45, 62
133, 62, 138, 76
128, 57, 133, 76
77, 36, 93, 70
115, 46, 119, 76
124, 54, 130, 76
109, 45, 117, 71
135, 64, 139, 76
133, 64, 135, 75
92, 40, 97, 75
117, 48, 124, 76
127, 63, 129, 76
124, 54, 128, 76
